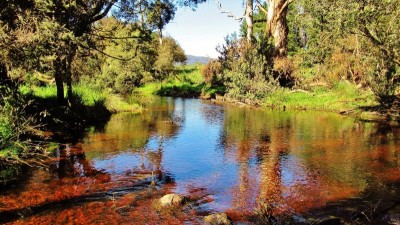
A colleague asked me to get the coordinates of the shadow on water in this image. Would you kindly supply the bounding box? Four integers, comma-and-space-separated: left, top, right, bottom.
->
1, 97, 400, 224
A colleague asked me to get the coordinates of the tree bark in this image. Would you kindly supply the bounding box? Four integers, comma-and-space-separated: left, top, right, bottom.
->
266, 0, 290, 57
54, 57, 65, 105
159, 28, 163, 45
66, 44, 77, 105
245, 0, 254, 43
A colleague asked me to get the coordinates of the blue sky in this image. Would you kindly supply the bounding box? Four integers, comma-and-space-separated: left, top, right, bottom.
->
165, 1, 244, 58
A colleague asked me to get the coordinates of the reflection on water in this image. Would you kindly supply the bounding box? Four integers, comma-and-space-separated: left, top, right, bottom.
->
1, 97, 400, 223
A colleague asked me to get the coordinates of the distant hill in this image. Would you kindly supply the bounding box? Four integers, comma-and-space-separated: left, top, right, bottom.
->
185, 55, 213, 65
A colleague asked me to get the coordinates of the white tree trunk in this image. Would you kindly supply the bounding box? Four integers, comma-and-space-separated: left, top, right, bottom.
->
245, 0, 254, 43
266, 0, 289, 57
159, 28, 163, 45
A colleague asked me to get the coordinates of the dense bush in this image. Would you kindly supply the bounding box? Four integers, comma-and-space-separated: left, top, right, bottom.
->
216, 36, 278, 102
0, 85, 34, 159
201, 59, 222, 86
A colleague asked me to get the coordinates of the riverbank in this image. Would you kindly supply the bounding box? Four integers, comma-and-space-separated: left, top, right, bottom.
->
0, 83, 141, 183
21, 84, 141, 127
135, 65, 400, 122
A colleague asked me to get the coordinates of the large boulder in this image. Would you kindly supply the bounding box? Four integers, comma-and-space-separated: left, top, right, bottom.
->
204, 212, 231, 225
159, 193, 186, 207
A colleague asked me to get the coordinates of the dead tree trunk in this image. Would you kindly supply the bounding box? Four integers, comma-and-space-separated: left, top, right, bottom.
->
245, 0, 254, 43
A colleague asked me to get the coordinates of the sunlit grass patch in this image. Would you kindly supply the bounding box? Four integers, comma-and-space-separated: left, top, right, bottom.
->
134, 64, 224, 98
263, 81, 377, 112
22, 84, 140, 113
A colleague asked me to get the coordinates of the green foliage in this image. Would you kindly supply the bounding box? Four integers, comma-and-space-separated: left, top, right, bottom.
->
235, 0, 400, 107
154, 36, 187, 79
0, 85, 34, 160
147, 0, 176, 33
75, 17, 155, 94
287, 0, 400, 103
217, 35, 278, 102
201, 59, 222, 86
75, 18, 187, 94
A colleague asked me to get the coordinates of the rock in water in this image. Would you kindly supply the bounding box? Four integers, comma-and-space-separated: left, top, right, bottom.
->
159, 194, 186, 207
204, 212, 231, 225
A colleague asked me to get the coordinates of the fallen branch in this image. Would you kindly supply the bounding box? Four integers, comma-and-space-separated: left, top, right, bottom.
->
290, 89, 311, 94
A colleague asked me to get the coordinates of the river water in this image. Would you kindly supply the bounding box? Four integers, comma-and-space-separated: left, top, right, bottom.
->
1, 97, 400, 224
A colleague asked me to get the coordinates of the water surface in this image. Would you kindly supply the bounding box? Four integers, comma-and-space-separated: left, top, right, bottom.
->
1, 97, 400, 224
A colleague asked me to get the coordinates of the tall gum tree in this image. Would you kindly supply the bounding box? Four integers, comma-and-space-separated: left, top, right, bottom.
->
257, 0, 293, 57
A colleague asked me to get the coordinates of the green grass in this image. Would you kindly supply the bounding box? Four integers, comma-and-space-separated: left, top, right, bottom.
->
134, 64, 225, 98
134, 65, 378, 114
22, 84, 141, 113
263, 81, 377, 112
135, 64, 204, 96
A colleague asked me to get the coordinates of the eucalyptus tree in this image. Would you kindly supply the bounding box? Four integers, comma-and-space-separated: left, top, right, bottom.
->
253, 0, 293, 56
147, 0, 176, 44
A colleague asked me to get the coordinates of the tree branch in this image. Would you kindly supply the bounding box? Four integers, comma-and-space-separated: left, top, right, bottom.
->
90, 0, 117, 24
275, 0, 294, 22
255, 0, 268, 15
92, 33, 144, 40
79, 43, 140, 62
214, 0, 245, 21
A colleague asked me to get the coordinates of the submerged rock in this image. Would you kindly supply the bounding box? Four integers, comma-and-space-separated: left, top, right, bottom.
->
159, 193, 186, 207
204, 212, 231, 225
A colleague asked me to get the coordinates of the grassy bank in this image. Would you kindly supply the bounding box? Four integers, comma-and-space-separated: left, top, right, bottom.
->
263, 82, 377, 113
134, 64, 225, 98
22, 84, 141, 113
135, 65, 378, 115
16, 83, 142, 134
1, 83, 141, 184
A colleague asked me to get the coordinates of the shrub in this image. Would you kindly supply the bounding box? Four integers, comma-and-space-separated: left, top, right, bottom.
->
201, 59, 222, 86
217, 36, 278, 102
368, 61, 399, 105
0, 85, 35, 160
273, 57, 297, 87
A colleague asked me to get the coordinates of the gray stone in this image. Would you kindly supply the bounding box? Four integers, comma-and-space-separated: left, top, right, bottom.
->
159, 193, 186, 207
204, 212, 231, 225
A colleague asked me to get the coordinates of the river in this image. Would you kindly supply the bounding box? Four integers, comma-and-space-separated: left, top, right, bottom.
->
1, 97, 400, 224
